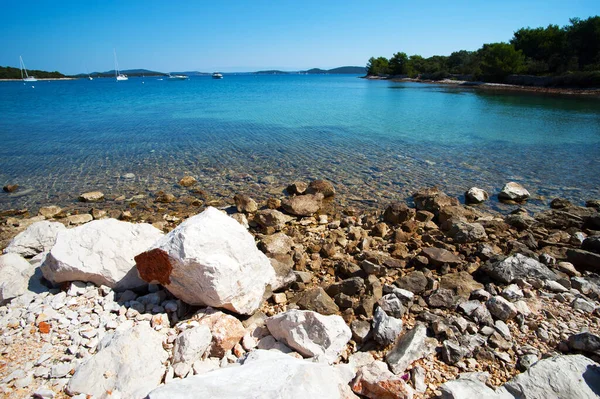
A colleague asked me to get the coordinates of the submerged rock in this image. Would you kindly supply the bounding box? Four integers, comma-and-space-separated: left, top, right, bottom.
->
41, 219, 163, 290
178, 176, 197, 187
135, 207, 275, 315
78, 191, 104, 202
306, 179, 336, 198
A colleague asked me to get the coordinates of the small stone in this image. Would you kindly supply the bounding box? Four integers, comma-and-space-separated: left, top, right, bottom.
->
272, 292, 287, 304
78, 191, 104, 202
67, 214, 93, 225
3, 184, 18, 193
465, 187, 489, 204
486, 296, 517, 321
179, 176, 197, 187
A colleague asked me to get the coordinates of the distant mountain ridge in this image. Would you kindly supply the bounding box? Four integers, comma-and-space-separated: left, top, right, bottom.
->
256, 66, 366, 75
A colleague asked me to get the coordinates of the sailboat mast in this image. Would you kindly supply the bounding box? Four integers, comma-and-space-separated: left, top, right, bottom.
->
114, 49, 118, 78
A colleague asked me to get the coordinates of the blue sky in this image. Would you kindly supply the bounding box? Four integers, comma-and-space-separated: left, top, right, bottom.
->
1, 0, 598, 74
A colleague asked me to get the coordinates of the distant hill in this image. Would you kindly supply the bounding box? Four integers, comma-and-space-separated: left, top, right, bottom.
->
303, 66, 366, 74
76, 69, 166, 78
255, 70, 290, 75
0, 65, 65, 79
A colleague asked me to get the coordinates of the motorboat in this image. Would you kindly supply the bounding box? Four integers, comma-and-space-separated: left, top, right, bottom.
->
168, 73, 188, 80
212, 72, 223, 79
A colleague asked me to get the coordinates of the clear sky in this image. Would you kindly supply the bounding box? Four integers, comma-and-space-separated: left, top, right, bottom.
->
1, 0, 598, 74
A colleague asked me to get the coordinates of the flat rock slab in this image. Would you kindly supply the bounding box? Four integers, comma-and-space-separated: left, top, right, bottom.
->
145, 350, 358, 399
266, 309, 351, 363
67, 323, 168, 398
41, 219, 163, 290
567, 249, 600, 272
135, 207, 275, 315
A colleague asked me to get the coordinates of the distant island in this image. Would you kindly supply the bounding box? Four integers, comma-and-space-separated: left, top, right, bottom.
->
1, 65, 366, 80
365, 15, 600, 88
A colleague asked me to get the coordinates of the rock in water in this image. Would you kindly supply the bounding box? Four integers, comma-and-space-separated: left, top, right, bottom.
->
179, 176, 197, 187
3, 221, 66, 258
465, 187, 489, 204
498, 182, 530, 202
145, 350, 358, 399
501, 354, 600, 398
265, 309, 351, 363
135, 207, 275, 315
41, 219, 163, 290
3, 184, 18, 193
306, 179, 336, 198
281, 194, 323, 216
66, 323, 168, 398
234, 194, 258, 213
78, 191, 104, 202
481, 254, 557, 284
0, 253, 37, 303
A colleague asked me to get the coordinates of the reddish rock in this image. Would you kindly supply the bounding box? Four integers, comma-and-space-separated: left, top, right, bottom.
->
352, 361, 414, 399
38, 321, 51, 334
195, 309, 246, 357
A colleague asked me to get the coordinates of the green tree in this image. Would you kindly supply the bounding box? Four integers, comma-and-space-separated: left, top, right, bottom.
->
478, 43, 525, 82
447, 50, 480, 75
389, 52, 409, 75
566, 16, 600, 71
366, 56, 390, 76
511, 25, 567, 73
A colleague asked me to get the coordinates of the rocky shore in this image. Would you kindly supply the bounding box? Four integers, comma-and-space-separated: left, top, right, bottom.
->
1, 178, 600, 398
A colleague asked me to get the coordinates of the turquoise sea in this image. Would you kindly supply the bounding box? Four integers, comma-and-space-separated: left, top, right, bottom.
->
1, 75, 599, 212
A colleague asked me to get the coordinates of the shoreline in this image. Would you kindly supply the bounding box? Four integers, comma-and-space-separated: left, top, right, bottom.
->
365, 76, 600, 96
0, 179, 599, 397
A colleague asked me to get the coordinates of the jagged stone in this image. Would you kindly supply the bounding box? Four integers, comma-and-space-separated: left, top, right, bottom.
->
135, 207, 275, 314
481, 254, 557, 284
266, 309, 351, 363
498, 182, 530, 202
41, 219, 163, 290
386, 324, 435, 375
351, 360, 414, 399
296, 287, 339, 315
372, 307, 403, 346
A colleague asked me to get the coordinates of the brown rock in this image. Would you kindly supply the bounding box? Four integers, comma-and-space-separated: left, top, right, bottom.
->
440, 272, 484, 300
383, 203, 415, 225
351, 361, 414, 399
296, 287, 339, 315
255, 209, 290, 230
281, 194, 323, 216
234, 194, 258, 213
2, 184, 18, 193
79, 191, 104, 203
155, 192, 176, 203
412, 187, 459, 215
196, 310, 246, 357
305, 179, 335, 198
38, 205, 62, 218
179, 176, 197, 187
266, 198, 281, 209
286, 181, 308, 195
421, 247, 462, 267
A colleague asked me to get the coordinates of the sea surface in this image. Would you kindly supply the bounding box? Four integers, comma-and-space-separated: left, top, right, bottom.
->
1, 75, 600, 213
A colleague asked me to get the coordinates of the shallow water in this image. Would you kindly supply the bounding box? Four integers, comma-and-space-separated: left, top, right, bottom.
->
1, 75, 599, 212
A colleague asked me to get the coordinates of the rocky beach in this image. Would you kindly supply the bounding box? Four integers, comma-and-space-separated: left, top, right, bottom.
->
0, 178, 600, 398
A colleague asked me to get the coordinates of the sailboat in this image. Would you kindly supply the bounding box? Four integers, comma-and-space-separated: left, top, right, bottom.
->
114, 49, 128, 81
20, 56, 37, 82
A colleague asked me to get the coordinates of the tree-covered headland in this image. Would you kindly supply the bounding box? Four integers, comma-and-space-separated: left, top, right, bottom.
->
366, 16, 600, 87
0, 66, 65, 79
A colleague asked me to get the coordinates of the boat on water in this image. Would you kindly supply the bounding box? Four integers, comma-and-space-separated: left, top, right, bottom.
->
19, 56, 37, 82
167, 73, 188, 80
212, 72, 223, 79
113, 49, 128, 81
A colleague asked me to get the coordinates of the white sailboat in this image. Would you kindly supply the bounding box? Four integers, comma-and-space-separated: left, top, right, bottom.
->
114, 49, 128, 81
20, 56, 37, 82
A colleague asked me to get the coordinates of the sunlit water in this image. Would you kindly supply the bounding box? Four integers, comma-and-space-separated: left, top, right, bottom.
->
1, 75, 599, 213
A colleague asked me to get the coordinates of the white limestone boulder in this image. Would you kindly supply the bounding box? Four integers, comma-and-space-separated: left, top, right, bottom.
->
41, 219, 163, 290
145, 350, 358, 399
134, 207, 275, 315
66, 323, 168, 398
498, 182, 530, 202
265, 309, 351, 363
0, 253, 37, 303
3, 221, 66, 258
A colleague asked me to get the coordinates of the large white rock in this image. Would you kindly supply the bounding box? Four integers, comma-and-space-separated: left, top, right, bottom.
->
498, 182, 530, 202
41, 219, 163, 290
0, 253, 37, 303
3, 221, 66, 258
265, 309, 351, 363
501, 354, 600, 398
145, 350, 358, 399
66, 323, 168, 398
134, 207, 275, 315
